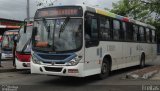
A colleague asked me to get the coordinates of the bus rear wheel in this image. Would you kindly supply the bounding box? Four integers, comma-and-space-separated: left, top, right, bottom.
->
140, 54, 145, 68
0, 53, 2, 67
98, 60, 110, 79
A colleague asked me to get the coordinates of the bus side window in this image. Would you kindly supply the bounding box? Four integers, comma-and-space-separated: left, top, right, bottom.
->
133, 25, 138, 41
100, 16, 110, 40
85, 13, 99, 47
149, 30, 152, 43
122, 22, 127, 41
91, 19, 98, 39
127, 23, 133, 41
121, 22, 129, 41
133, 25, 139, 42
113, 20, 120, 41
154, 30, 156, 43
85, 18, 98, 40
152, 30, 155, 43
146, 28, 150, 43
139, 26, 145, 42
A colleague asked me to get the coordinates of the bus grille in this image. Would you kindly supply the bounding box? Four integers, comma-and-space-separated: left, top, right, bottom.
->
43, 61, 65, 64
37, 54, 70, 60
44, 67, 62, 72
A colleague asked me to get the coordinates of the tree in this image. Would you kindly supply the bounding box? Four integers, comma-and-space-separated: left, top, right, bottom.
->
36, 0, 57, 7
142, 0, 160, 22
111, 0, 151, 21
142, 0, 160, 40
110, 0, 160, 22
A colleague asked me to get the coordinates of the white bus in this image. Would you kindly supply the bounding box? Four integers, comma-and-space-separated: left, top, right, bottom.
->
31, 5, 157, 78
1, 30, 19, 60
15, 24, 32, 69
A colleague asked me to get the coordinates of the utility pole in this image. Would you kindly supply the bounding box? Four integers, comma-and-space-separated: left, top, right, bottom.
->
83, 0, 87, 5
27, 0, 30, 21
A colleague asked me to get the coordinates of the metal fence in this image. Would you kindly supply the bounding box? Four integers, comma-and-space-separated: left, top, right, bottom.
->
158, 44, 160, 55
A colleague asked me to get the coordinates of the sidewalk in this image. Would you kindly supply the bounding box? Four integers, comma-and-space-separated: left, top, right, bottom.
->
0, 60, 16, 73
150, 55, 160, 80
149, 55, 160, 66
150, 72, 160, 80
126, 56, 160, 79
126, 65, 160, 79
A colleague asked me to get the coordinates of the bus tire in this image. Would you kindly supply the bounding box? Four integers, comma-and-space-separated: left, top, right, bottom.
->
140, 54, 145, 68
0, 53, 1, 66
98, 60, 110, 79
0, 53, 1, 61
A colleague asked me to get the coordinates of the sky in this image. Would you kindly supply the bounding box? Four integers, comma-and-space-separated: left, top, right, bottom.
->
0, 0, 119, 21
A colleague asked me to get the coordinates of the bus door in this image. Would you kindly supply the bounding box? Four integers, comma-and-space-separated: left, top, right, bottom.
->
84, 12, 101, 74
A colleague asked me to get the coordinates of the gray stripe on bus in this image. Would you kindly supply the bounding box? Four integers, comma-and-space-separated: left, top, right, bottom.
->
86, 6, 96, 13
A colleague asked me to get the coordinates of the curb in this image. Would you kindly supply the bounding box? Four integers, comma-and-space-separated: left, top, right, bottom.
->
142, 70, 158, 79
0, 69, 17, 73
126, 70, 159, 79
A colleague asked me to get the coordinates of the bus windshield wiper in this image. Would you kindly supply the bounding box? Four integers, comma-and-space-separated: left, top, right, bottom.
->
42, 18, 47, 30
42, 18, 50, 39
52, 20, 56, 51
59, 17, 70, 38
21, 38, 31, 53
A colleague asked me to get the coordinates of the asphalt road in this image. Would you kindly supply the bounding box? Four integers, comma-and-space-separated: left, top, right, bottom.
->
0, 56, 160, 91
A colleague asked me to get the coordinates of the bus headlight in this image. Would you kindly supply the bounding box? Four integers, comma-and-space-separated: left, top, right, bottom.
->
66, 56, 82, 66
32, 55, 42, 64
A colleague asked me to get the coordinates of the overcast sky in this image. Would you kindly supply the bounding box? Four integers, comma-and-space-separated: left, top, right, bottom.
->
0, 0, 119, 21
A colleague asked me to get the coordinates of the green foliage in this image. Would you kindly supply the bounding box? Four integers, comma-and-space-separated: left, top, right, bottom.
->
111, 0, 152, 21
36, 0, 55, 7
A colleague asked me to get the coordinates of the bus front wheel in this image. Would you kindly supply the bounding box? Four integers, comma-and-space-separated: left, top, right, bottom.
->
98, 60, 110, 79
0, 53, 1, 61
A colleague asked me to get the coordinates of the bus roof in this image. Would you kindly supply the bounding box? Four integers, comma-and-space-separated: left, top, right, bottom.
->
4, 30, 19, 35
85, 5, 155, 30
84, 5, 156, 30
37, 4, 156, 30
27, 23, 33, 26
6, 30, 19, 32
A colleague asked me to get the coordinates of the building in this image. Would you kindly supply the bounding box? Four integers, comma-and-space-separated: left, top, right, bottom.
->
0, 18, 23, 35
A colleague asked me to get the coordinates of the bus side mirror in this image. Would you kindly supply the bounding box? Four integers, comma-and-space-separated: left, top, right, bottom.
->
16, 35, 20, 43
47, 26, 50, 32
24, 20, 27, 33
14, 36, 18, 43
32, 27, 37, 36
24, 25, 27, 33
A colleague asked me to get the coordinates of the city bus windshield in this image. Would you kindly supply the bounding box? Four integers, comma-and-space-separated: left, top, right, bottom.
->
16, 26, 32, 53
32, 18, 82, 52
2, 31, 18, 50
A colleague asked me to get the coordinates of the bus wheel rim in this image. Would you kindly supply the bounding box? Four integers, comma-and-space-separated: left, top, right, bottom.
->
102, 63, 107, 74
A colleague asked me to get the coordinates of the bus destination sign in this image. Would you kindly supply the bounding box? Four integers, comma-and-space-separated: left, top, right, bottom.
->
35, 6, 83, 18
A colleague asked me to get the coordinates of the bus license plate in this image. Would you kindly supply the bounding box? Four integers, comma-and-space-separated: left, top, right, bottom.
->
6, 54, 13, 57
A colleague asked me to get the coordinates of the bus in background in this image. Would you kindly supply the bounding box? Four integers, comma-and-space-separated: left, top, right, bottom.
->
15, 24, 32, 69
31, 5, 157, 79
1, 30, 18, 60
0, 35, 2, 42
0, 35, 2, 54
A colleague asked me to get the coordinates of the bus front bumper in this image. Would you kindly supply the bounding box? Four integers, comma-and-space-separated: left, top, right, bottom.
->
1, 53, 13, 59
15, 58, 30, 69
31, 61, 84, 77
